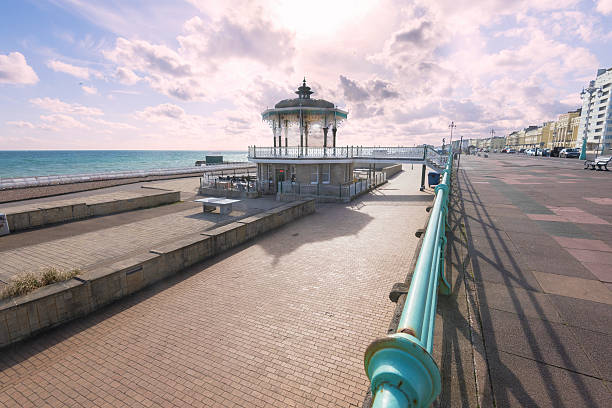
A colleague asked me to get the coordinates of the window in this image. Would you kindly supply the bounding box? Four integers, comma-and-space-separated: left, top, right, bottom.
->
321, 164, 330, 184
601, 98, 608, 104
597, 121, 604, 125
604, 83, 611, 89
290, 165, 296, 182
603, 91, 610, 96
595, 128, 602, 133
594, 135, 601, 140
599, 106, 606, 111
598, 113, 605, 118
310, 165, 318, 184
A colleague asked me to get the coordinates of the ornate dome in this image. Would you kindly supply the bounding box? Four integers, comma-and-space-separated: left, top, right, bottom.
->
274, 78, 335, 109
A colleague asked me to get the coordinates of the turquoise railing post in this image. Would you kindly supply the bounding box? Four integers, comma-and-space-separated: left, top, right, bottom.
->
365, 152, 453, 408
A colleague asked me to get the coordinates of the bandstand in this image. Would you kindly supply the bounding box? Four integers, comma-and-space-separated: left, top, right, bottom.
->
249, 78, 448, 201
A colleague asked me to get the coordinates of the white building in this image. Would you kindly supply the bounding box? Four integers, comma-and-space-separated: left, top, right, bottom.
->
577, 67, 612, 154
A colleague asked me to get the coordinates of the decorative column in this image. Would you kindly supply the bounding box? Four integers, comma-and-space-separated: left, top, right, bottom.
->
299, 109, 304, 156
284, 119, 288, 154
323, 127, 328, 147
305, 123, 309, 156
332, 127, 337, 147
278, 128, 282, 150
284, 120, 288, 147
273, 122, 277, 148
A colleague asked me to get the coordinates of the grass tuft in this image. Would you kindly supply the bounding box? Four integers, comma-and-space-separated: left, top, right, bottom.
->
1, 267, 81, 300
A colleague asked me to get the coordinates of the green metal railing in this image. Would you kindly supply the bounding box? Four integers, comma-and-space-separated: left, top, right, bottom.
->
364, 152, 453, 408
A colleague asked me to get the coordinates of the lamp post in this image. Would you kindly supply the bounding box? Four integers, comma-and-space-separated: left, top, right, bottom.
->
449, 121, 456, 152
579, 85, 603, 160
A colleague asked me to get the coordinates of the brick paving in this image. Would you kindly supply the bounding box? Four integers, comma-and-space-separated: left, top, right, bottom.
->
457, 153, 612, 407
0, 178, 280, 286
0, 167, 430, 407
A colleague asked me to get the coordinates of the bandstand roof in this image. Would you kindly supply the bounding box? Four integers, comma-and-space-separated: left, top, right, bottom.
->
262, 78, 348, 122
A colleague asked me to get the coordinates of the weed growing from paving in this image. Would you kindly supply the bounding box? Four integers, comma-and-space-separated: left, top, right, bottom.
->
1, 267, 81, 299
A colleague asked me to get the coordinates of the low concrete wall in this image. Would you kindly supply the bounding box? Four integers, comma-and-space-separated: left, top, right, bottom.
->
5, 191, 180, 232
0, 199, 315, 348
199, 187, 260, 199
382, 164, 402, 178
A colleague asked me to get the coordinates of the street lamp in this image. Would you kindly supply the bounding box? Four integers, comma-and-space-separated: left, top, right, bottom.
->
449, 121, 456, 152
579, 85, 603, 160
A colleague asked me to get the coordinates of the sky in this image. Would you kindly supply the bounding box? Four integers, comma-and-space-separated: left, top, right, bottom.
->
1, 0, 612, 150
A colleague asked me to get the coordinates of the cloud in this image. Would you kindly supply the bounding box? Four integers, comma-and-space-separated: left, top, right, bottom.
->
0, 52, 39, 85
104, 37, 205, 100
6, 120, 36, 129
134, 103, 186, 120
394, 21, 434, 46
339, 75, 369, 101
105, 38, 192, 77
29, 97, 104, 116
339, 75, 399, 102
46, 60, 91, 79
40, 114, 88, 129
115, 67, 141, 85
597, 0, 612, 15
81, 85, 97, 95
103, 11, 295, 102
177, 15, 294, 67
89, 118, 136, 130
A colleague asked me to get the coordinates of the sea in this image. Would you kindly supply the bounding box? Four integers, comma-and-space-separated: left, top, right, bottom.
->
0, 151, 248, 179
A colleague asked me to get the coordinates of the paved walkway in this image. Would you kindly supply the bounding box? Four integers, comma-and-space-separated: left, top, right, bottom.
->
0, 178, 279, 286
458, 154, 612, 406
0, 167, 431, 407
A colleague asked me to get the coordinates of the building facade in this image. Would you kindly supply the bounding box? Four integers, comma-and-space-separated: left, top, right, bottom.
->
552, 109, 581, 148
577, 67, 612, 155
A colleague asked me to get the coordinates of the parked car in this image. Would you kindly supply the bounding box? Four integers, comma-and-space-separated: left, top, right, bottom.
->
526, 149, 536, 156
501, 148, 508, 153
560, 148, 580, 158
493, 149, 498, 153
540, 148, 551, 157
507, 149, 517, 153
551, 147, 564, 157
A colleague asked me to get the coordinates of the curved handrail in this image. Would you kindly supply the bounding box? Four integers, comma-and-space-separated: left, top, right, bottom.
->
364, 152, 453, 408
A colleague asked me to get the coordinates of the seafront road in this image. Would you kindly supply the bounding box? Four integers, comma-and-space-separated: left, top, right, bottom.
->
0, 168, 432, 407
457, 153, 612, 406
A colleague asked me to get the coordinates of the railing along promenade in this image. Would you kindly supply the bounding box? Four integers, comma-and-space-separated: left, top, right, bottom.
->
247, 146, 448, 169
0, 163, 256, 190
364, 152, 453, 408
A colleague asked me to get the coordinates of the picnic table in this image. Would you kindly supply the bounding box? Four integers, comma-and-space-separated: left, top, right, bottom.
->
195, 198, 240, 215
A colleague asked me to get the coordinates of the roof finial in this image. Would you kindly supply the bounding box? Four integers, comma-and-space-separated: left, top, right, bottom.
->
303, 77, 307, 87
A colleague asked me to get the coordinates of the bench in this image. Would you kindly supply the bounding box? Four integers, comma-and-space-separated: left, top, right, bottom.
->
195, 198, 240, 215
584, 156, 611, 171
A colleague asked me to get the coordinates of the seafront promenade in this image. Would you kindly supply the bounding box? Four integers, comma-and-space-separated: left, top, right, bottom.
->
0, 177, 277, 285
457, 154, 612, 406
1, 156, 610, 407
0, 167, 434, 407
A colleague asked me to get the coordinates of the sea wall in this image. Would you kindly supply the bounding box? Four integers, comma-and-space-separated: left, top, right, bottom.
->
5, 191, 180, 232
0, 199, 315, 348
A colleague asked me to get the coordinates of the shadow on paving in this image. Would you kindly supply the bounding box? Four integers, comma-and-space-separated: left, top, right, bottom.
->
363, 175, 482, 408
0, 191, 387, 375
0, 234, 270, 377
456, 165, 609, 407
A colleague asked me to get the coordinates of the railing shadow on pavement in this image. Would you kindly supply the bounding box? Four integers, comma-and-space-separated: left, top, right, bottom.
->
456, 159, 602, 407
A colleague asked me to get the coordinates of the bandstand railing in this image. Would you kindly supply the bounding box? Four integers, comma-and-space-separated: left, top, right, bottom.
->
364, 152, 453, 408
248, 146, 439, 160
